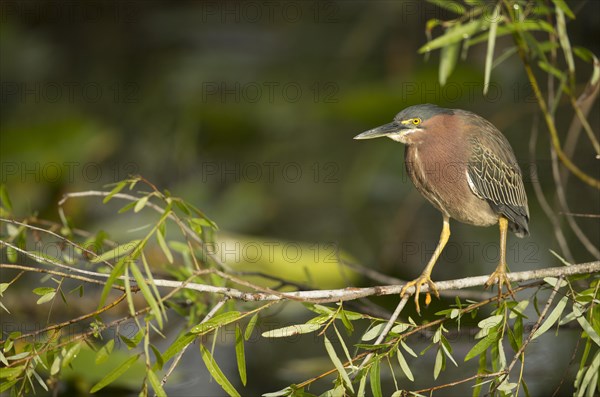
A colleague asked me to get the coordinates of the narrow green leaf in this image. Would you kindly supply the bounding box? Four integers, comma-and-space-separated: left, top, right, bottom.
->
134, 195, 150, 213
90, 354, 140, 393
245, 314, 258, 341
191, 311, 242, 335
120, 330, 143, 349
32, 369, 49, 391
573, 47, 596, 63
401, 340, 417, 358
324, 335, 354, 393
235, 325, 247, 386
0, 366, 25, 379
6, 352, 30, 361
472, 350, 486, 397
357, 371, 367, 397
497, 380, 518, 393
552, 0, 575, 19
531, 296, 568, 340
538, 60, 565, 80
91, 240, 141, 263
483, 3, 501, 96
200, 344, 241, 397
555, 7, 575, 80
0, 379, 18, 392
574, 306, 600, 347
439, 28, 460, 86
333, 325, 352, 364
544, 276, 568, 288
160, 333, 196, 365
509, 300, 529, 319
262, 387, 294, 397
156, 229, 174, 264
578, 350, 600, 396
419, 19, 485, 53
103, 181, 127, 204
150, 344, 164, 371
0, 184, 13, 211
62, 342, 82, 368
118, 201, 137, 214
95, 339, 115, 365
147, 369, 167, 397
6, 246, 17, 263
390, 323, 410, 334
433, 348, 444, 380
362, 323, 385, 341
478, 314, 504, 330
36, 292, 56, 305
514, 316, 524, 349
261, 323, 322, 338
426, 0, 465, 14
123, 264, 136, 320
50, 356, 61, 376
33, 287, 55, 295
130, 262, 163, 329
340, 308, 354, 333
441, 340, 458, 367
498, 338, 508, 370
141, 252, 166, 319
465, 331, 498, 361
396, 348, 414, 381
369, 359, 381, 397
468, 20, 554, 46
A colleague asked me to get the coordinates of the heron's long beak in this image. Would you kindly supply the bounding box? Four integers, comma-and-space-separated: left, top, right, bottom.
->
353, 121, 408, 140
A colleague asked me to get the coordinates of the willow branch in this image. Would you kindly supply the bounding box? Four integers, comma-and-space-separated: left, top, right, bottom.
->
515, 41, 600, 189
150, 261, 599, 302
58, 191, 234, 272
4, 260, 598, 303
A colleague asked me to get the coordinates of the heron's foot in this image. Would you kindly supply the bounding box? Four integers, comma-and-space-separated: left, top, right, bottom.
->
484, 263, 515, 299
400, 274, 439, 314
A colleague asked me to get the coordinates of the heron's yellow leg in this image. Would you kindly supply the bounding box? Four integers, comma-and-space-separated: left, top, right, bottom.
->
401, 216, 450, 313
484, 216, 514, 297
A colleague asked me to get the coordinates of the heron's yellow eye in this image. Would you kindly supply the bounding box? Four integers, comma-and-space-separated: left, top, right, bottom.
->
412, 118, 421, 125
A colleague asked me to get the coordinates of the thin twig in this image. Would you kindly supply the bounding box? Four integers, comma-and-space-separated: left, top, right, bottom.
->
0, 263, 128, 291
1, 218, 116, 268
491, 276, 564, 393
528, 116, 574, 262
9, 293, 127, 342
550, 147, 600, 258
159, 298, 229, 389
58, 191, 234, 272
513, 24, 600, 188
297, 286, 527, 391
356, 295, 410, 371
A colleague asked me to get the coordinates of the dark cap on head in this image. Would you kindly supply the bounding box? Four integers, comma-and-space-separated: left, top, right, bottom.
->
393, 103, 454, 122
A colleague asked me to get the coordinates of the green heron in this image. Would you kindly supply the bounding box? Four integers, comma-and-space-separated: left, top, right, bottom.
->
355, 104, 529, 312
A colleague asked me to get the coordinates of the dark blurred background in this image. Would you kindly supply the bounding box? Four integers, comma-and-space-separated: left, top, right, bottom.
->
1, 1, 599, 395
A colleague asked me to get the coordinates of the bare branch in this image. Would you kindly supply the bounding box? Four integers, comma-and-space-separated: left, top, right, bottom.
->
4, 259, 597, 304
